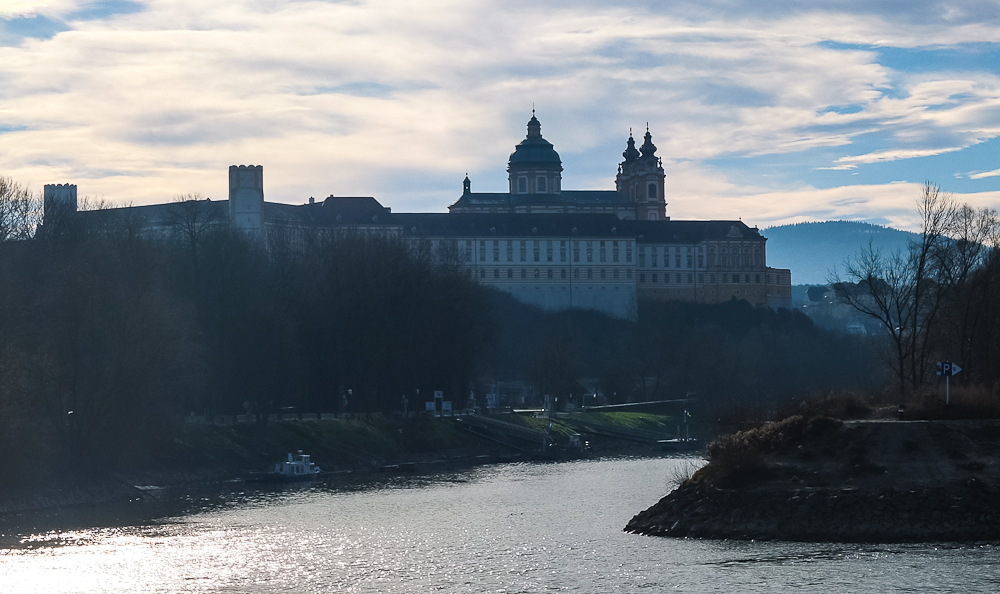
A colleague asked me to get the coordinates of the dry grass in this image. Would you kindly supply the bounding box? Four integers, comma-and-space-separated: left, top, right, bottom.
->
901, 384, 1000, 420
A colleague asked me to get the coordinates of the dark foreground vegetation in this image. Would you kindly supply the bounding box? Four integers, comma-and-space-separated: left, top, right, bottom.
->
0, 180, 881, 491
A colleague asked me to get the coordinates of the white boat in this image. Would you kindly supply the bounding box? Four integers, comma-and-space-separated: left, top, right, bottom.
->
246, 451, 321, 482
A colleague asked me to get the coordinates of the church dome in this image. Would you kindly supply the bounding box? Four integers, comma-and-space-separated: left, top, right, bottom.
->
507, 114, 563, 171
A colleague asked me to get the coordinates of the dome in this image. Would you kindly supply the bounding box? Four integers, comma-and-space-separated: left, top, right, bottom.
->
507, 115, 563, 171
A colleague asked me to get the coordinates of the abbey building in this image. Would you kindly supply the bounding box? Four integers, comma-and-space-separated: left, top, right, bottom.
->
42, 115, 792, 318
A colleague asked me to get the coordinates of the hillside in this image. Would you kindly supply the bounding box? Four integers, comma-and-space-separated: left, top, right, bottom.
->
762, 221, 919, 285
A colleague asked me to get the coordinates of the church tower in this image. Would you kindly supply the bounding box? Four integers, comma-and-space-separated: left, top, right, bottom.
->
616, 128, 666, 220
507, 113, 563, 197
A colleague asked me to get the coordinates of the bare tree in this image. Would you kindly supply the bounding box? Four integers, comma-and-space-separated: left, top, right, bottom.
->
0, 176, 42, 242
833, 182, 961, 394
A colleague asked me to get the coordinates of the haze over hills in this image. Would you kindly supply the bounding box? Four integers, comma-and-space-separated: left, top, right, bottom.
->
762, 221, 920, 286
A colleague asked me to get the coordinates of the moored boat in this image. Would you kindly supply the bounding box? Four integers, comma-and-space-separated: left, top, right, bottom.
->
246, 451, 321, 482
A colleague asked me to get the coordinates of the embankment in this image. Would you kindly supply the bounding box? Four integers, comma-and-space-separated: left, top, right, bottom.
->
626, 418, 1000, 542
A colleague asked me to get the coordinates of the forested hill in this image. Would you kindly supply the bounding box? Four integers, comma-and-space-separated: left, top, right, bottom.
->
762, 221, 919, 285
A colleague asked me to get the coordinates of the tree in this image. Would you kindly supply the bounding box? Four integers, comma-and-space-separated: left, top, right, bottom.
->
833, 182, 960, 394
0, 176, 41, 242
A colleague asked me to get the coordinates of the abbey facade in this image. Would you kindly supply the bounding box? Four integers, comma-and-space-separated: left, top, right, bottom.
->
42, 116, 792, 319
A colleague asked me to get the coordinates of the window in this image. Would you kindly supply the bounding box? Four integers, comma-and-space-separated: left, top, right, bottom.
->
627, 269, 632, 279
545, 268, 552, 279
652, 273, 658, 283
479, 240, 485, 261
573, 268, 580, 279
651, 248, 658, 268
479, 268, 486, 278
755, 274, 761, 283
709, 247, 717, 267
688, 273, 693, 283
675, 249, 681, 268
613, 269, 619, 279
534, 268, 540, 279
697, 247, 704, 268
613, 241, 619, 262
493, 268, 499, 278
533, 241, 540, 262
561, 268, 567, 279
521, 269, 527, 279
586, 241, 593, 263
560, 240, 567, 262
517, 176, 528, 193
600, 269, 606, 279
745, 274, 750, 283
647, 182, 657, 199
547, 240, 553, 262
732, 274, 739, 283
648, 212, 657, 221
507, 269, 513, 279
520, 240, 526, 262
506, 241, 513, 261
554, 177, 560, 192
573, 241, 580, 262
626, 243, 632, 263
687, 247, 693, 268
465, 241, 472, 262
600, 241, 606, 263
640, 273, 646, 283
587, 268, 593, 279
537, 176, 547, 193
492, 240, 499, 262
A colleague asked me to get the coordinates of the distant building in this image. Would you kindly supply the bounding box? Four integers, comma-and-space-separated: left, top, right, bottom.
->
42, 115, 792, 319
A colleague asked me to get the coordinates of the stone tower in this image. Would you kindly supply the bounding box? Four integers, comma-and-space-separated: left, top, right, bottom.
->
42, 183, 78, 226
616, 129, 666, 220
229, 165, 263, 231
507, 113, 563, 197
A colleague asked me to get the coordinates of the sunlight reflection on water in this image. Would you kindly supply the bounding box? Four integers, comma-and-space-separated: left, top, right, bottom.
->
1, 458, 998, 593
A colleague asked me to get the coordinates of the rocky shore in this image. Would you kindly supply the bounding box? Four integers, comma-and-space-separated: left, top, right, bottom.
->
626, 418, 1000, 542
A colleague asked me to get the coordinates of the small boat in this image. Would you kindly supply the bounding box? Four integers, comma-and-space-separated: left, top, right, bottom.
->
246, 451, 321, 482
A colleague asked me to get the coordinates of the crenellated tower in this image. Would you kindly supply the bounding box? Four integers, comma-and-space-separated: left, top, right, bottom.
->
229, 165, 263, 231
616, 128, 666, 220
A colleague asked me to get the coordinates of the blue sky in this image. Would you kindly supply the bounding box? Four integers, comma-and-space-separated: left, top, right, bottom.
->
1, 0, 999, 230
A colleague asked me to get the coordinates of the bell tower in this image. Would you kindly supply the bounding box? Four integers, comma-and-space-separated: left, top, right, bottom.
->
616, 127, 666, 220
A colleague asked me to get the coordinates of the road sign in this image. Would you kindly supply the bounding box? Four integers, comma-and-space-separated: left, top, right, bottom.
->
936, 361, 962, 377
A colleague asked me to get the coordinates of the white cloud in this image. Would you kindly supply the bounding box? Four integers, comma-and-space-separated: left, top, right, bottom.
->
0, 0, 998, 221
970, 168, 1000, 180
0, 1, 54, 17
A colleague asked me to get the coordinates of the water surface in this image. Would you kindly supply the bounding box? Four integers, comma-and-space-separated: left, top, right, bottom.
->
1, 457, 997, 593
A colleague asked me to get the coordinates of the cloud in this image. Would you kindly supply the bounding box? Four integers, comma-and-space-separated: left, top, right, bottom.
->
833, 146, 965, 166
0, 0, 997, 223
970, 168, 1000, 179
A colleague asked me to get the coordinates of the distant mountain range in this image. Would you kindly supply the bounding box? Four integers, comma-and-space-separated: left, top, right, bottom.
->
762, 221, 920, 285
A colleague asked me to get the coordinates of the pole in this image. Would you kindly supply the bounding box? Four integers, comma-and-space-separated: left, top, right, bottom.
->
946, 375, 950, 405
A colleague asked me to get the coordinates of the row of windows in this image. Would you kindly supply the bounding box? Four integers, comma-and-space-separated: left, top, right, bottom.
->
478, 268, 634, 281
639, 273, 763, 284
471, 240, 633, 264
515, 175, 561, 194
638, 246, 696, 268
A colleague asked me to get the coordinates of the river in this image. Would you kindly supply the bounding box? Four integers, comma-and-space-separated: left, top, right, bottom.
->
1, 457, 998, 593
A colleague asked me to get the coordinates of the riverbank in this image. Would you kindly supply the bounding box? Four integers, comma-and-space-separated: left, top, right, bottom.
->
626, 418, 1000, 542
1, 411, 680, 515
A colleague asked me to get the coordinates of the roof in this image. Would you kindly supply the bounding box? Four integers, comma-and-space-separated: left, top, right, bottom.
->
449, 189, 631, 211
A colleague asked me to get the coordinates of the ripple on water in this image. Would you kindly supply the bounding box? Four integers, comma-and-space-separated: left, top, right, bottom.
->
2, 458, 999, 593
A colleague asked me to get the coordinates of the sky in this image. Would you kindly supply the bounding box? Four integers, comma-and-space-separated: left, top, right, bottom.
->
1, 0, 1000, 231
